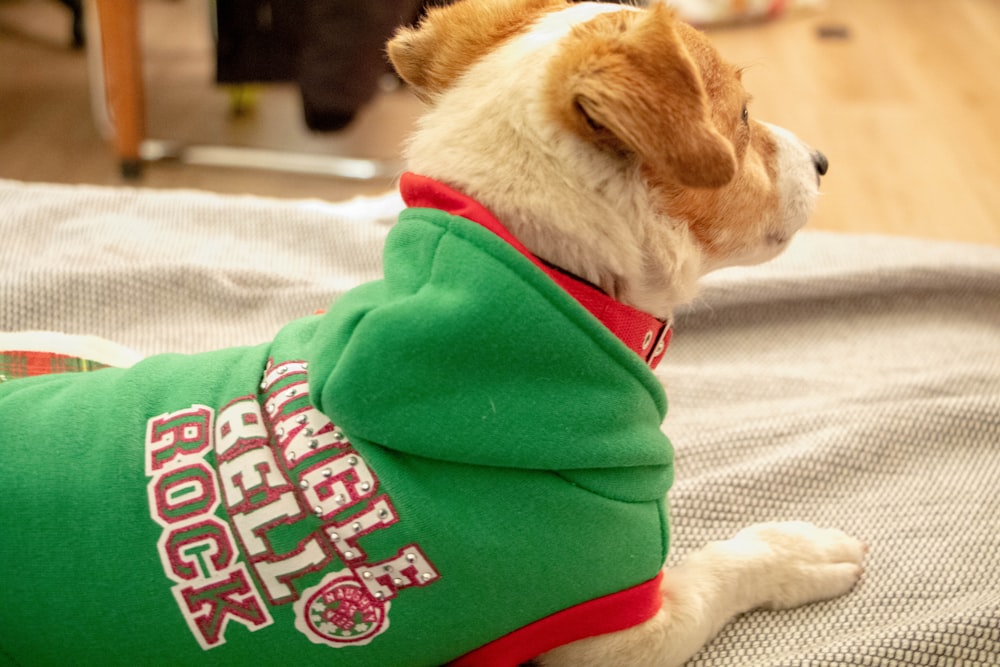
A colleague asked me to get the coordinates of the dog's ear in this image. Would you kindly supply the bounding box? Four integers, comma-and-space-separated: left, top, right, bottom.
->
546, 4, 736, 189
388, 0, 567, 103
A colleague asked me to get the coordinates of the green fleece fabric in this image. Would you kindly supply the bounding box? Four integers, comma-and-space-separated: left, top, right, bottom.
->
0, 205, 673, 666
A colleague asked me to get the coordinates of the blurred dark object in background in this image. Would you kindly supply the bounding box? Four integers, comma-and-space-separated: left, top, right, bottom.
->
215, 0, 636, 132
56, 0, 84, 49
216, 0, 431, 132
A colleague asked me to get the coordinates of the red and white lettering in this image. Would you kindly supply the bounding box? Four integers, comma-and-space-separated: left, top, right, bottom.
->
264, 379, 309, 420
215, 396, 267, 460
146, 404, 271, 651
145, 360, 442, 652
260, 360, 308, 393
146, 405, 213, 474
218, 443, 292, 513
229, 490, 305, 558
253, 537, 330, 604
151, 462, 218, 526
162, 518, 236, 581
272, 408, 349, 468
299, 452, 377, 520
354, 546, 440, 602
324, 495, 398, 564
174, 565, 273, 649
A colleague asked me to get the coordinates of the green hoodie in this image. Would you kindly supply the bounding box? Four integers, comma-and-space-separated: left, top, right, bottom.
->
0, 174, 673, 667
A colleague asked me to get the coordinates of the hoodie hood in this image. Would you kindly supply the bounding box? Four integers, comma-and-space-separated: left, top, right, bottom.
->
307, 175, 673, 502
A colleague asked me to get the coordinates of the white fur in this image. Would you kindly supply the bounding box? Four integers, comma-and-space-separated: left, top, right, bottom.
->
404, 3, 705, 316
539, 522, 866, 667
769, 122, 823, 242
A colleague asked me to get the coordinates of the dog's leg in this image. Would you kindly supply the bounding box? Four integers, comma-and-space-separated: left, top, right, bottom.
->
538, 521, 866, 667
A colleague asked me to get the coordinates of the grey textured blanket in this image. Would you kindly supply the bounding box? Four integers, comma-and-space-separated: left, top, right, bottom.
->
2, 179, 998, 665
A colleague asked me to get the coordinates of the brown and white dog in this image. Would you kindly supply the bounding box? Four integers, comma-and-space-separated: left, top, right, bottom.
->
388, 1, 861, 665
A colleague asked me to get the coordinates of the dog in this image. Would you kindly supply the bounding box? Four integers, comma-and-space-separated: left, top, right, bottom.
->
0, 1, 862, 665
385, 1, 859, 665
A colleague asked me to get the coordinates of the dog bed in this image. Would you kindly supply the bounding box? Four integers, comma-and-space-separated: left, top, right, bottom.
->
1, 178, 997, 666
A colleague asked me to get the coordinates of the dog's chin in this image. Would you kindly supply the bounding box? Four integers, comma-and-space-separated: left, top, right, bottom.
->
702, 160, 819, 273
699, 224, 805, 273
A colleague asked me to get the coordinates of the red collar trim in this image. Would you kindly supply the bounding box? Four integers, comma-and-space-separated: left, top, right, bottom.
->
400, 173, 671, 369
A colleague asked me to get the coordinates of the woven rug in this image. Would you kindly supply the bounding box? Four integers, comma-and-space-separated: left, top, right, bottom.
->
662, 233, 1000, 666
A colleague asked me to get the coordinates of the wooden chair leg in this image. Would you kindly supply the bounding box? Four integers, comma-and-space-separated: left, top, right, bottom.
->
94, 0, 145, 179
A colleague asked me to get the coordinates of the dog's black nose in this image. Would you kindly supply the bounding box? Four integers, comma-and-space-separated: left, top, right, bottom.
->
812, 150, 829, 177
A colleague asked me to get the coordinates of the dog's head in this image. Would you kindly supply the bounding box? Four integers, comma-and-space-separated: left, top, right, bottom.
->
389, 0, 827, 317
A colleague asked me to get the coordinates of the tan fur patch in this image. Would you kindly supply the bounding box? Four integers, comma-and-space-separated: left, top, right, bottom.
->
544, 4, 737, 189
546, 10, 783, 262
662, 121, 780, 259
388, 0, 568, 101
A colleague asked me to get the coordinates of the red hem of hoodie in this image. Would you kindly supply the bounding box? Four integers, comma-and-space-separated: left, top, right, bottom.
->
448, 572, 664, 667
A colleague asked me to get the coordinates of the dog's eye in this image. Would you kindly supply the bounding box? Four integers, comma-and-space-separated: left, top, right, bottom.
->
741, 105, 749, 124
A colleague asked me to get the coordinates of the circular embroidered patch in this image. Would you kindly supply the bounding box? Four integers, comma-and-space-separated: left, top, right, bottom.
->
295, 571, 390, 647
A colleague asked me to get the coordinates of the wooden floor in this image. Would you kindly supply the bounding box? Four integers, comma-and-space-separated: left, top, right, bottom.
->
1, 0, 998, 245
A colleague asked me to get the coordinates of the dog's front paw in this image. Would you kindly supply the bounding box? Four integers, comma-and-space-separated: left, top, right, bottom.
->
726, 521, 867, 610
